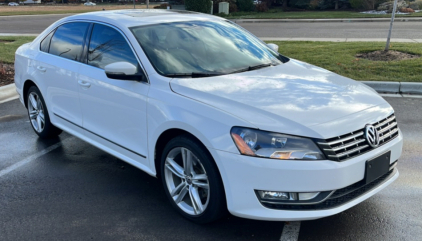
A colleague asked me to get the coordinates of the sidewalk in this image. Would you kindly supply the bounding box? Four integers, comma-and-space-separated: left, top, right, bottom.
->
0, 83, 19, 104
233, 17, 422, 23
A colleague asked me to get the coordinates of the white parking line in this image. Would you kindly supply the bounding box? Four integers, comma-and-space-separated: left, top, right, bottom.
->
0, 141, 63, 178
280, 221, 301, 241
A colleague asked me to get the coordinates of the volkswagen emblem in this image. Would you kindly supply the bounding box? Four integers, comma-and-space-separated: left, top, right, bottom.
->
365, 125, 380, 148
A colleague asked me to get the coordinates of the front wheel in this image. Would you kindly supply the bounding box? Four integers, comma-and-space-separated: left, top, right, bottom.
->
26, 86, 62, 138
160, 135, 226, 223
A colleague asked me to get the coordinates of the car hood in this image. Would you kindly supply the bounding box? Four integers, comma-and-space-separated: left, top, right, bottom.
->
170, 59, 393, 139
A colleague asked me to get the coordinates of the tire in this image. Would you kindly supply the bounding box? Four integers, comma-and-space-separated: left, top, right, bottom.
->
26, 86, 62, 139
160, 135, 226, 223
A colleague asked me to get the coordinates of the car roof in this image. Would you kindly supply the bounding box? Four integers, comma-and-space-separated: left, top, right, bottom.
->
63, 9, 223, 28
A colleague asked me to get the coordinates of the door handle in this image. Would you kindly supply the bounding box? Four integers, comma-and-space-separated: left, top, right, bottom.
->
36, 66, 46, 72
78, 80, 91, 88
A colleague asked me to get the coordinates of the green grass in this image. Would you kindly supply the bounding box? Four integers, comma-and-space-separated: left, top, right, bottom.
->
1, 37, 421, 82
226, 9, 422, 19
270, 41, 422, 82
0, 36, 35, 64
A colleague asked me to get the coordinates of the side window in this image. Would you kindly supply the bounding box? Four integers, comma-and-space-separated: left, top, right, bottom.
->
49, 22, 90, 61
40, 30, 55, 53
88, 24, 140, 71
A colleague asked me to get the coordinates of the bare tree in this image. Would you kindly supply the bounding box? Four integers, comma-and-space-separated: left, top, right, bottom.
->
385, 0, 398, 52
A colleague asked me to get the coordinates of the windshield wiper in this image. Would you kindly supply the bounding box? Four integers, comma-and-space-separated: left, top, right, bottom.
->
229, 63, 273, 74
164, 64, 274, 78
165, 72, 225, 78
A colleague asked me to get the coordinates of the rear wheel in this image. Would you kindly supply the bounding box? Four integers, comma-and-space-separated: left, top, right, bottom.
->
27, 86, 62, 138
160, 135, 226, 223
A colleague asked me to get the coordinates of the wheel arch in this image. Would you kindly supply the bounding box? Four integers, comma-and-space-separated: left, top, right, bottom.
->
153, 127, 228, 211
22, 79, 38, 109
154, 128, 217, 178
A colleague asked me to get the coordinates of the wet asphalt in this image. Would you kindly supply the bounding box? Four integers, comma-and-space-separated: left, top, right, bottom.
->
0, 96, 421, 241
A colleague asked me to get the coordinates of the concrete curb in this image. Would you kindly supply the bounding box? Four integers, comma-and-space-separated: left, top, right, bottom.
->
0, 83, 19, 104
361, 81, 422, 95
232, 17, 422, 23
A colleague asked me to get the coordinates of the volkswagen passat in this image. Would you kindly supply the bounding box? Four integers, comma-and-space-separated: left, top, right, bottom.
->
15, 10, 403, 223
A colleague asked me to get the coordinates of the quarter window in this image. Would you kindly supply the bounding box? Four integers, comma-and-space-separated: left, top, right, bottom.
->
40, 30, 55, 53
88, 24, 139, 71
49, 22, 90, 61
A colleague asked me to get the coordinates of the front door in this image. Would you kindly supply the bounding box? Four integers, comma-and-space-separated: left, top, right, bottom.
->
77, 23, 150, 165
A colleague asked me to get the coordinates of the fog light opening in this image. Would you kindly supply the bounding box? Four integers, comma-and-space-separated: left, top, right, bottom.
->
257, 190, 321, 201
258, 191, 297, 200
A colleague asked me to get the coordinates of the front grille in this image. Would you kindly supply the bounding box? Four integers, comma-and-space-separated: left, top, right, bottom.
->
261, 166, 397, 211
317, 114, 399, 161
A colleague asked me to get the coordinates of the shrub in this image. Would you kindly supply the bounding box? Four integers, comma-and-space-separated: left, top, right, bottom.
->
349, 0, 378, 9
229, 3, 238, 12
309, 0, 321, 9
215, 12, 229, 17
185, 0, 212, 13
318, 0, 350, 9
349, 0, 363, 8
237, 0, 255, 11
154, 3, 171, 9
256, 2, 269, 11
261, 0, 274, 7
290, 0, 312, 9
415, 0, 422, 9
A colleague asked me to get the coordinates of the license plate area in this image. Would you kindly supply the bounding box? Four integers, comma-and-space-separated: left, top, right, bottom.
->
365, 151, 391, 184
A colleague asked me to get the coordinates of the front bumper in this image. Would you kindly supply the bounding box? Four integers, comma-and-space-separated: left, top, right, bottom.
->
215, 130, 403, 221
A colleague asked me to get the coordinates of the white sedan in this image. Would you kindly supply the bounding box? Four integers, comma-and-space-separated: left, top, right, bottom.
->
8, 2, 19, 6
15, 10, 402, 223
84, 2, 96, 5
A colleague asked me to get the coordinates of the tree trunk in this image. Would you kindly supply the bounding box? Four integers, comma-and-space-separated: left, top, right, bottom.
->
385, 0, 398, 51
282, 0, 288, 10
335, 0, 338, 10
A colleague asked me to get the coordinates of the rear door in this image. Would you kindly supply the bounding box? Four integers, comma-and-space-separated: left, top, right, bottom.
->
35, 22, 90, 126
77, 23, 150, 165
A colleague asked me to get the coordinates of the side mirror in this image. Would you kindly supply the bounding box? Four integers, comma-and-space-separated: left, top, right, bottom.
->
104, 62, 144, 81
267, 43, 279, 53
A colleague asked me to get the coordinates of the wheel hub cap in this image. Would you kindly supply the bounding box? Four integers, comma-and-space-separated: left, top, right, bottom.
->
186, 176, 192, 185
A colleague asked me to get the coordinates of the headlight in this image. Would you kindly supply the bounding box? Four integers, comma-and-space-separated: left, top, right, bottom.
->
230, 127, 325, 160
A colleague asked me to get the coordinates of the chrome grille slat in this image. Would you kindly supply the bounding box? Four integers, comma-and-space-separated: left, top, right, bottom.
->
325, 132, 364, 146
327, 139, 366, 152
375, 115, 396, 129
328, 145, 369, 158
380, 128, 399, 141
319, 114, 399, 161
379, 122, 397, 134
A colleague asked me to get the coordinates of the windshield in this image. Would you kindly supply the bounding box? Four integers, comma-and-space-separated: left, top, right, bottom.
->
130, 20, 287, 77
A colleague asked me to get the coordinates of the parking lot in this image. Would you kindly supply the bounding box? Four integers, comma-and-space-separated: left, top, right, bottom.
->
1, 95, 421, 240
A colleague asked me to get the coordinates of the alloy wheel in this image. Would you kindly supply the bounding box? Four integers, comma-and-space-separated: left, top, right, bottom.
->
28, 92, 45, 133
164, 147, 210, 216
